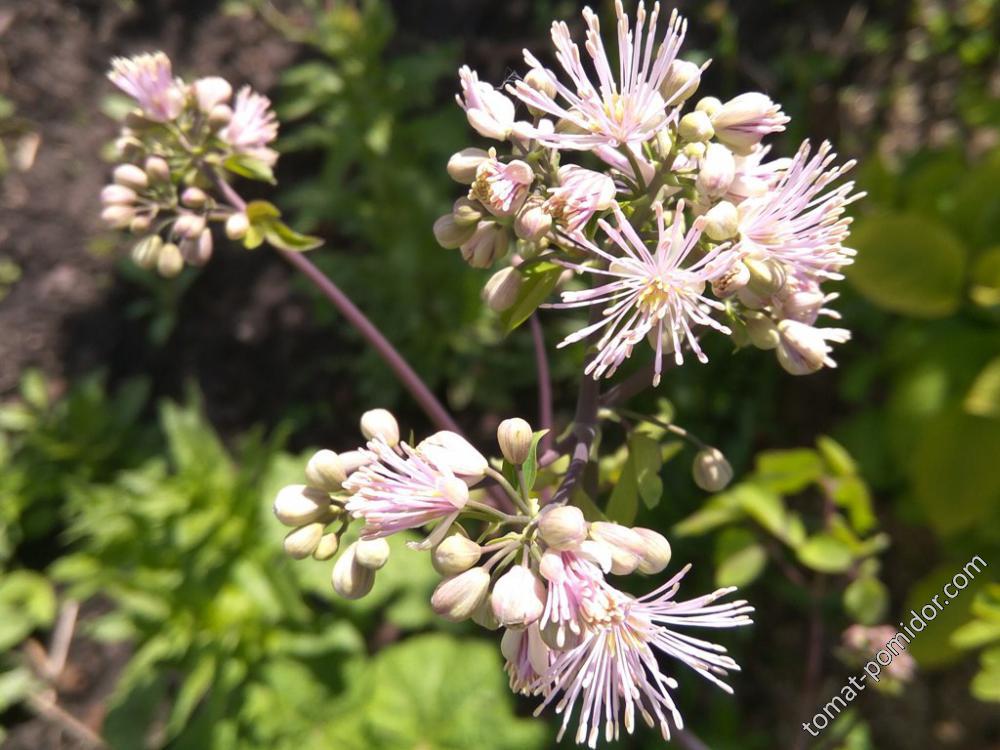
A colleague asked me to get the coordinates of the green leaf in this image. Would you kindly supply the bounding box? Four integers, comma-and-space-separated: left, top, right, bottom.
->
911, 409, 1000, 535
904, 564, 987, 667
754, 449, 824, 493
848, 213, 967, 318
844, 575, 889, 625
223, 154, 276, 184
498, 263, 562, 333
714, 528, 767, 588
971, 647, 1000, 702
965, 356, 1000, 418
832, 475, 877, 534
263, 220, 324, 252
244, 200, 282, 223
166, 655, 216, 739
0, 668, 40, 712
816, 435, 857, 477
522, 429, 548, 493
630, 433, 664, 509
797, 534, 854, 573
970, 246, 1000, 307
605, 453, 638, 526
19, 369, 48, 410
673, 491, 742, 536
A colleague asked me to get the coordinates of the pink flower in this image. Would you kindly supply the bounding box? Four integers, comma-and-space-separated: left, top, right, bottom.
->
510, 2, 692, 150
539, 546, 610, 650
735, 141, 861, 283
711, 93, 789, 154
456, 66, 516, 141
531, 564, 753, 747
502, 624, 552, 695
108, 52, 185, 122
222, 86, 279, 165
545, 165, 617, 234
553, 203, 733, 385
343, 438, 469, 548
469, 156, 534, 217
724, 145, 790, 204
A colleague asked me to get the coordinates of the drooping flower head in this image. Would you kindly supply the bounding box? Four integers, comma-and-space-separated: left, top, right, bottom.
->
222, 86, 279, 164
456, 66, 517, 141
108, 51, 185, 122
510, 2, 695, 150
343, 438, 470, 548
532, 564, 753, 747
735, 140, 862, 283
554, 202, 733, 385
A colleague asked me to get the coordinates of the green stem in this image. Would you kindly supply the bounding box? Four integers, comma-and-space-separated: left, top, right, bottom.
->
484, 467, 532, 515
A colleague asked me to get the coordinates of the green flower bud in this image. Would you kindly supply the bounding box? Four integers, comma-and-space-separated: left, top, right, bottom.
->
447, 148, 489, 184
482, 267, 523, 312
130, 235, 163, 270
453, 197, 484, 227
678, 111, 714, 142
433, 213, 477, 249
695, 96, 723, 117
745, 257, 787, 297
659, 59, 701, 103
431, 567, 490, 622
497, 417, 533, 464
744, 311, 780, 350
692, 447, 733, 492
144, 156, 171, 184
703, 200, 740, 242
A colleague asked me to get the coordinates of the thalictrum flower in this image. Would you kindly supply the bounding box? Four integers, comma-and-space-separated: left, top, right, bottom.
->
107, 51, 185, 122
553, 203, 733, 385
222, 86, 279, 165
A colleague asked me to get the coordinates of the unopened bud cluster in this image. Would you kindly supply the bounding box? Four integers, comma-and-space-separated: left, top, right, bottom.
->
101, 52, 278, 275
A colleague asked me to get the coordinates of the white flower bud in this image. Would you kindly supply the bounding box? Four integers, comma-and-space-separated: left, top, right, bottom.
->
447, 148, 490, 184
745, 257, 787, 297
524, 68, 557, 99
305, 449, 347, 491
273, 484, 331, 526
431, 567, 491, 622
692, 447, 733, 492
130, 235, 163, 270
312, 532, 340, 561
491, 565, 546, 628
588, 522, 645, 575
101, 204, 135, 230
659, 59, 701, 103
632, 527, 672, 574
354, 537, 391, 570
538, 505, 588, 551
432, 533, 482, 576
744, 311, 780, 350
129, 215, 152, 234
711, 259, 750, 299
460, 222, 508, 269
101, 184, 137, 205
181, 187, 208, 209
192, 76, 233, 112
514, 200, 553, 242
180, 230, 213, 266
697, 143, 736, 197
283, 522, 325, 559
695, 96, 723, 117
433, 213, 477, 249
337, 449, 375, 476
471, 596, 501, 630
452, 197, 484, 227
144, 156, 171, 184
360, 408, 399, 447
497, 417, 532, 464
332, 542, 376, 600
703, 200, 740, 242
417, 431, 488, 483
113, 163, 148, 190
678, 111, 714, 142
682, 141, 706, 160
208, 104, 233, 129
776, 320, 850, 376
225, 212, 250, 241
482, 267, 523, 312
173, 213, 206, 241
156, 242, 184, 278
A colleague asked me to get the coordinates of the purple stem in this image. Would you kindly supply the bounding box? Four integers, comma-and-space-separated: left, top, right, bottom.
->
529, 313, 553, 452
215, 176, 460, 435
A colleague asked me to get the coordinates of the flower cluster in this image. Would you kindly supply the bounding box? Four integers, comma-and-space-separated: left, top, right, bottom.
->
435, 1, 861, 379
274, 411, 753, 746
100, 52, 280, 276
